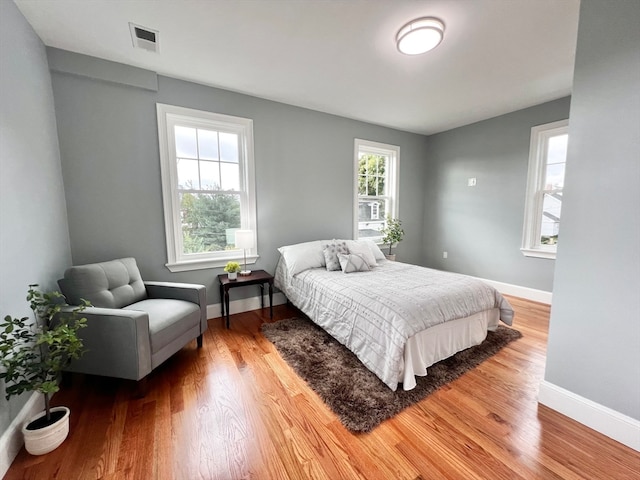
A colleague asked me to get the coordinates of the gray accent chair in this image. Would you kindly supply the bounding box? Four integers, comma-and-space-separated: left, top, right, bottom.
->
58, 257, 207, 381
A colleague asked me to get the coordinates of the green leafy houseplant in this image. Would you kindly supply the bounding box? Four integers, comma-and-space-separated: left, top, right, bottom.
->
380, 217, 405, 255
0, 285, 89, 426
224, 261, 242, 274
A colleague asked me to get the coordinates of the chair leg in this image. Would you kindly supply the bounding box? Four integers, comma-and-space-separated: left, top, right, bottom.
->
134, 377, 148, 398
197, 334, 203, 348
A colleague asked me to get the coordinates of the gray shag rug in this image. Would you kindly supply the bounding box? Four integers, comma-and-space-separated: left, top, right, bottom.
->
261, 317, 522, 433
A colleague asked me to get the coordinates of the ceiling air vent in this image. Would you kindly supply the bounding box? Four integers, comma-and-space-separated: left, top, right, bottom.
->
129, 23, 159, 53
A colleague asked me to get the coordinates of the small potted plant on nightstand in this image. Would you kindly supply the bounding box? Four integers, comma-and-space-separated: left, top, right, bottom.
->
224, 261, 242, 280
0, 284, 89, 455
380, 216, 405, 261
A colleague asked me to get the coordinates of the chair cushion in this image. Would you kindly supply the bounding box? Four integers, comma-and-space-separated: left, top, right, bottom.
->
59, 257, 147, 308
127, 299, 200, 354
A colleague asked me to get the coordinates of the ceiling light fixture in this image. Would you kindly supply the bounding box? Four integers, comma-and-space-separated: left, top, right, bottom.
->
396, 17, 444, 55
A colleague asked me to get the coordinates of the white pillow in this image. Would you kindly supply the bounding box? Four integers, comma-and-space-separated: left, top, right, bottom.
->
338, 253, 371, 273
346, 240, 378, 268
278, 240, 328, 276
361, 239, 386, 262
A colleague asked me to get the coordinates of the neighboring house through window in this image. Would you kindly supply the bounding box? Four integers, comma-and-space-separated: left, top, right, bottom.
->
354, 139, 399, 242
156, 104, 257, 272
370, 202, 380, 220
521, 119, 569, 259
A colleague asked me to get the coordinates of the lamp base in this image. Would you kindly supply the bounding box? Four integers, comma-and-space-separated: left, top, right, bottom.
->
240, 270, 252, 276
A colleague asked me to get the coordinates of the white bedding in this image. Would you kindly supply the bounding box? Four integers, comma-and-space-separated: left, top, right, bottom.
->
275, 257, 514, 391
400, 308, 500, 389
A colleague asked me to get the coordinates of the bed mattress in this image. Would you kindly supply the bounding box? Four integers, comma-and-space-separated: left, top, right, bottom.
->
275, 258, 513, 391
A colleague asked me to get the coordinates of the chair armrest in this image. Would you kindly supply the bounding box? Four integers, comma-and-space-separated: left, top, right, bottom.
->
144, 281, 205, 304
60, 306, 152, 381
144, 282, 207, 334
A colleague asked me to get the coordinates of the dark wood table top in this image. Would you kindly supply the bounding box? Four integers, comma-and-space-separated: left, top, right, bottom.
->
218, 269, 273, 286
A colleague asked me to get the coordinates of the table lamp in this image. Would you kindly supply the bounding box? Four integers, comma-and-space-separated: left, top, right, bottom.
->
235, 229, 254, 275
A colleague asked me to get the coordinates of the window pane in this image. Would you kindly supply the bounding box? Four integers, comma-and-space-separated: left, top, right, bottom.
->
180, 193, 241, 254
358, 174, 368, 195
220, 132, 239, 163
547, 134, 568, 165
358, 154, 386, 196
220, 162, 240, 190
175, 126, 197, 159
376, 157, 386, 196
177, 158, 199, 189
198, 129, 219, 160
200, 161, 220, 190
545, 163, 565, 189
358, 156, 371, 195
540, 192, 562, 244
357, 199, 386, 238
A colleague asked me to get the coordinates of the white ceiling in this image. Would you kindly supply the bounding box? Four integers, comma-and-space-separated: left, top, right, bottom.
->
14, 0, 580, 135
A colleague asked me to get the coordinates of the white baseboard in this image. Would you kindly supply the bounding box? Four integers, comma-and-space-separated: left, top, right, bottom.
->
206, 292, 287, 320
473, 276, 552, 304
538, 381, 640, 451
0, 392, 43, 478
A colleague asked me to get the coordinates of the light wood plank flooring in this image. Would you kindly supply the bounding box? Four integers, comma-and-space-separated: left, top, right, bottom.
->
5, 296, 640, 479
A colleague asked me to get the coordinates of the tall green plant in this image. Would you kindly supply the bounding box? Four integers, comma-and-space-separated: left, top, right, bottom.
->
0, 285, 89, 423
380, 217, 405, 255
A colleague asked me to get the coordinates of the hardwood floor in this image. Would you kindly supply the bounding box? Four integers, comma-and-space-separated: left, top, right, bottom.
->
5, 296, 639, 479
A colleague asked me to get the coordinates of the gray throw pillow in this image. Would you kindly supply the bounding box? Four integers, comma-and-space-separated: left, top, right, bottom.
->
322, 241, 348, 271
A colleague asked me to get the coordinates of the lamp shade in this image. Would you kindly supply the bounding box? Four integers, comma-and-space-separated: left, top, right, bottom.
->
235, 229, 255, 249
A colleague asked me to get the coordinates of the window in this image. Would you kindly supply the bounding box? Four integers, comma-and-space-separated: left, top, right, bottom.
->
521, 119, 569, 259
157, 104, 257, 272
354, 139, 399, 241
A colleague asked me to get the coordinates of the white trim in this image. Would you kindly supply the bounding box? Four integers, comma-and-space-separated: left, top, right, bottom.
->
0, 392, 43, 478
206, 292, 287, 320
521, 119, 568, 259
520, 247, 557, 260
353, 138, 400, 241
156, 103, 258, 272
166, 254, 258, 273
471, 276, 552, 304
539, 381, 640, 452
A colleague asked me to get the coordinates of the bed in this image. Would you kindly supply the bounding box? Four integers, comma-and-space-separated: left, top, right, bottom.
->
274, 239, 514, 391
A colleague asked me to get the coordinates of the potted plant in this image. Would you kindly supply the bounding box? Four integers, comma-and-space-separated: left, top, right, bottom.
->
380, 216, 405, 261
224, 261, 242, 280
0, 284, 89, 455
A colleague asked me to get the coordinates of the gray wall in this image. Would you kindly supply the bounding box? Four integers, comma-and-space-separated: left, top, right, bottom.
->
423, 98, 571, 291
0, 1, 72, 436
4, 0, 636, 449
49, 51, 429, 303
545, 0, 640, 420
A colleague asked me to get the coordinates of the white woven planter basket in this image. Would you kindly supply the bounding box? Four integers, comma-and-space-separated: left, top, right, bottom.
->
22, 406, 70, 455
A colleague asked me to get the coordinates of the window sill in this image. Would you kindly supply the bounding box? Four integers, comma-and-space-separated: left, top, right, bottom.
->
166, 254, 259, 272
520, 248, 556, 260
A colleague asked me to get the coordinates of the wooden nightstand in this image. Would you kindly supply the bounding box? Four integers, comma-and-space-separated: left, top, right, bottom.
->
218, 269, 274, 328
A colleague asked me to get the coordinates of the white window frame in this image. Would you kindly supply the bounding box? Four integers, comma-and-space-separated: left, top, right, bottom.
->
521, 119, 568, 260
353, 139, 400, 242
157, 103, 257, 272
